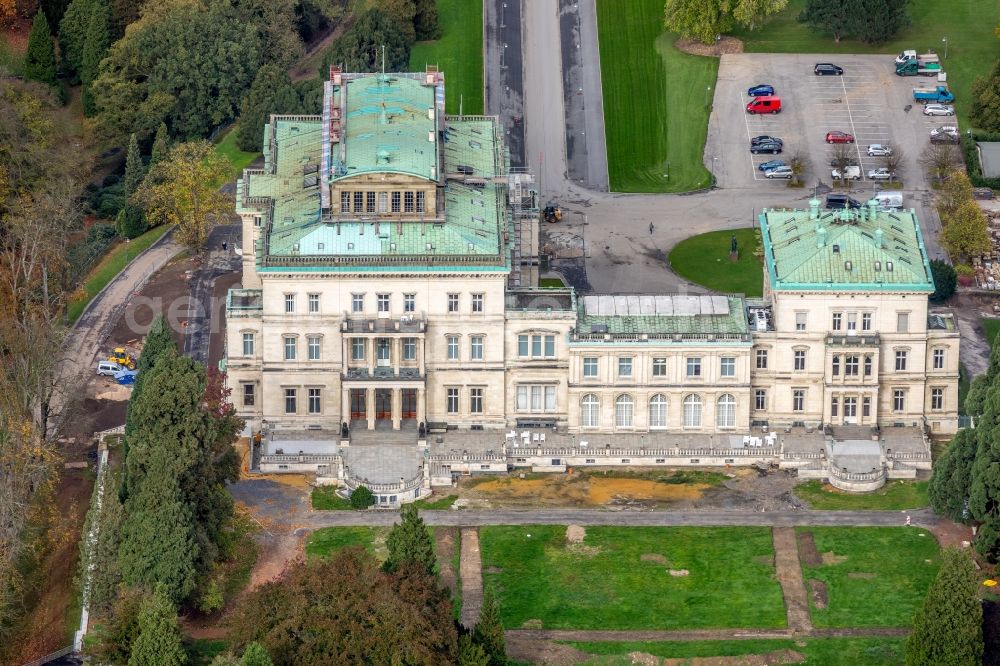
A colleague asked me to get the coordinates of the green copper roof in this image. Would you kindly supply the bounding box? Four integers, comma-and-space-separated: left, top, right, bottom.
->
760, 201, 933, 292
575, 295, 749, 337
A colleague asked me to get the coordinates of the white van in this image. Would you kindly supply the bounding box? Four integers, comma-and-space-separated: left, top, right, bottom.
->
874, 191, 903, 211
96, 361, 123, 376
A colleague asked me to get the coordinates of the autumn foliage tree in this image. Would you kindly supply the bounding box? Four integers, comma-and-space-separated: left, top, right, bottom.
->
664, 0, 788, 45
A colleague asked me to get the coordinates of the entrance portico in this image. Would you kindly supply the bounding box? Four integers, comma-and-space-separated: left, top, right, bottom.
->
343, 384, 424, 430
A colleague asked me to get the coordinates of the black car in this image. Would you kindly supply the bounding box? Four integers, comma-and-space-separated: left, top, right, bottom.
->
825, 194, 862, 210
751, 135, 783, 146
814, 63, 844, 76
750, 140, 782, 154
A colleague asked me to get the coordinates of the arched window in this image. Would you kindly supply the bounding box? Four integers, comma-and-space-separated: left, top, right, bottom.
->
581, 394, 600, 428
615, 394, 634, 428
683, 394, 702, 427
716, 394, 736, 428
649, 394, 668, 429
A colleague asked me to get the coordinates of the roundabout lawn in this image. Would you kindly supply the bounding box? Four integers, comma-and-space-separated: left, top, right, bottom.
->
668, 228, 763, 297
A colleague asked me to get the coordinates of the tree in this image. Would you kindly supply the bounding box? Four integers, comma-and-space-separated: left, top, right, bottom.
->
139, 141, 232, 253
350, 485, 375, 509
58, 0, 95, 81
127, 584, 187, 666
87, 586, 144, 664
882, 146, 904, 180
0, 0, 15, 29
413, 0, 439, 40
379, 0, 416, 43
922, 144, 961, 184
241, 642, 273, 666
24, 10, 58, 88
787, 152, 807, 186
458, 634, 490, 666
384, 503, 436, 575
971, 59, 1000, 133
40, 0, 71, 34
905, 547, 983, 665
122, 313, 176, 476
940, 200, 990, 262
929, 428, 977, 522
109, 0, 141, 38
929, 259, 957, 302
236, 64, 302, 152
78, 468, 125, 616
939, 169, 974, 216
80, 0, 109, 115
664, 0, 731, 45
227, 548, 458, 664
322, 8, 412, 74
150, 122, 169, 168
731, 0, 788, 31
122, 133, 144, 200
799, 0, 909, 44
829, 143, 855, 184
473, 587, 506, 665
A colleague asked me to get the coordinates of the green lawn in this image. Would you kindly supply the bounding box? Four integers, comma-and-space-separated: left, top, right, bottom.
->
596, 0, 716, 193
539, 277, 566, 288
668, 228, 763, 297
409, 0, 483, 115
798, 527, 940, 628
311, 486, 353, 510
214, 124, 261, 183
412, 494, 459, 510
794, 480, 929, 510
67, 224, 174, 324
732, 0, 1000, 131
568, 637, 906, 665
306, 526, 390, 560
982, 318, 1000, 350
480, 526, 785, 630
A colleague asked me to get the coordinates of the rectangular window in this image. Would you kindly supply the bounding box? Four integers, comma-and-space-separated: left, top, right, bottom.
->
366, 191, 376, 213
754, 389, 766, 411
377, 293, 390, 313
283, 336, 297, 361
242, 332, 254, 357
864, 355, 873, 376
896, 312, 909, 333
845, 355, 859, 376
352, 294, 364, 313
416, 191, 425, 213
933, 348, 945, 370
517, 385, 555, 412
340, 191, 350, 212
831, 396, 839, 418
404, 294, 415, 312
895, 350, 907, 371
584, 357, 599, 377
518, 335, 529, 357
391, 191, 401, 213
863, 396, 871, 417
447, 388, 459, 414
793, 389, 805, 412
242, 383, 255, 407
470, 335, 484, 360
353, 191, 363, 212
618, 357, 633, 377
471, 293, 484, 313
652, 358, 667, 377
720, 357, 735, 377
307, 336, 321, 361
847, 312, 857, 331
795, 312, 807, 331
862, 312, 872, 331
544, 335, 555, 357
284, 388, 297, 414
832, 355, 840, 376
893, 389, 906, 412
308, 388, 321, 414
404, 191, 415, 213
756, 349, 768, 369
308, 293, 320, 313
378, 191, 388, 213
447, 336, 459, 360
284, 293, 295, 313
516, 386, 527, 411
832, 312, 842, 330
686, 357, 702, 377
351, 338, 365, 361
794, 350, 806, 371
447, 293, 459, 312
931, 388, 944, 410
470, 388, 483, 414
403, 338, 416, 361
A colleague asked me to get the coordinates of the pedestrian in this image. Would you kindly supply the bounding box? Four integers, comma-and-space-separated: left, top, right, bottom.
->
905, 514, 911, 526
649, 222, 654, 235
222, 240, 228, 251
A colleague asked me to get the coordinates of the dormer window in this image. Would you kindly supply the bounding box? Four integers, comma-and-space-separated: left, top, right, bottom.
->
832, 244, 840, 253
887, 261, 894, 272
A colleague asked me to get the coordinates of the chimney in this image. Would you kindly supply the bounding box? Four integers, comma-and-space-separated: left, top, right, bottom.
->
867, 198, 879, 220
875, 228, 884, 249
809, 198, 821, 220
816, 226, 827, 248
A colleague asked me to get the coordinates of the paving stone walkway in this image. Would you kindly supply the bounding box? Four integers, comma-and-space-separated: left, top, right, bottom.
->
772, 526, 813, 633
459, 527, 483, 629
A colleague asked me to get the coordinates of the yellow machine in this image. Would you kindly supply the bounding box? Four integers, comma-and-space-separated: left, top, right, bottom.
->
107, 347, 137, 370
543, 205, 562, 223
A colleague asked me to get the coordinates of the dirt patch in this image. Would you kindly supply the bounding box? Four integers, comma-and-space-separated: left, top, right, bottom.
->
641, 553, 669, 565
565, 524, 586, 543
754, 555, 775, 566
669, 569, 690, 577
521, 618, 544, 629
435, 527, 458, 595
468, 475, 710, 506
809, 579, 829, 609
848, 572, 876, 579
506, 634, 593, 666
675, 36, 745, 57
797, 531, 821, 567
485, 565, 503, 574
587, 478, 710, 504
566, 543, 602, 558
821, 552, 848, 566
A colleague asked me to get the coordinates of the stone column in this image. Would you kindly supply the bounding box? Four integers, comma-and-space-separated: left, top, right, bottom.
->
367, 337, 375, 375
393, 337, 401, 370
418, 337, 426, 377
417, 386, 426, 424
366, 386, 375, 430
392, 388, 401, 430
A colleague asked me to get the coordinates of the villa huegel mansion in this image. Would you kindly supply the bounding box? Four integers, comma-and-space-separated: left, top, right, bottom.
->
223, 69, 958, 502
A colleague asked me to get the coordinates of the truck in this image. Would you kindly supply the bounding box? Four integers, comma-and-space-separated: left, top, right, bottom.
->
895, 59, 942, 76
912, 85, 954, 103
895, 49, 939, 65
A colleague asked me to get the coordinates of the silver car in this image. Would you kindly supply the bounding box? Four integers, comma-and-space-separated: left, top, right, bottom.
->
923, 104, 955, 116
867, 168, 893, 180
866, 144, 892, 157
764, 165, 794, 179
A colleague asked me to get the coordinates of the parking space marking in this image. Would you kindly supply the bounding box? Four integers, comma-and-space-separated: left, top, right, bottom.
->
739, 89, 760, 181
839, 74, 866, 179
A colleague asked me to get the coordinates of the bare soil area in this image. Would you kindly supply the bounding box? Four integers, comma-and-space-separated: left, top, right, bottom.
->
435, 527, 458, 595
797, 531, 822, 567
675, 36, 744, 56
808, 579, 829, 610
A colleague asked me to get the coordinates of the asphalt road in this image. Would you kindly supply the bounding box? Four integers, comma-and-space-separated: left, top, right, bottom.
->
484, 0, 526, 167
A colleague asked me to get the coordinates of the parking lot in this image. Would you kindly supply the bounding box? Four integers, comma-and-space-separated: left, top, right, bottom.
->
706, 53, 955, 195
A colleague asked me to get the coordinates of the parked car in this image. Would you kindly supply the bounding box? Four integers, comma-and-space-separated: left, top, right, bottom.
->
913, 86, 954, 103
764, 165, 793, 179
751, 135, 783, 146
923, 104, 955, 116
814, 63, 844, 76
930, 126, 960, 143
867, 168, 893, 180
747, 84, 775, 97
96, 360, 123, 376
826, 194, 862, 210
750, 140, 783, 154
746, 96, 781, 114
874, 191, 904, 210
757, 159, 787, 172
831, 165, 861, 180
826, 131, 855, 144
866, 144, 892, 157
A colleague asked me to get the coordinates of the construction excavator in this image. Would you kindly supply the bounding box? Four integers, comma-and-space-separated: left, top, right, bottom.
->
542, 204, 562, 223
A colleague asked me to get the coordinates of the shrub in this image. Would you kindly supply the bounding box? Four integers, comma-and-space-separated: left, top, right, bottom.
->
930, 259, 957, 301
962, 135, 1000, 190
349, 485, 375, 509
955, 264, 975, 277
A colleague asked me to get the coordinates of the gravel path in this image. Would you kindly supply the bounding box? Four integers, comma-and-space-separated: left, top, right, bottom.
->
772, 526, 813, 633
459, 528, 483, 629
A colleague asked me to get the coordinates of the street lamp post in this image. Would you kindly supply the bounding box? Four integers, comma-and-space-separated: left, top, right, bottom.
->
942, 37, 948, 59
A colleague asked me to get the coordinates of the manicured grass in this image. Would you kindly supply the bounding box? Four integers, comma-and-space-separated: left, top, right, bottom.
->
480, 526, 785, 630
66, 224, 174, 324
305, 526, 390, 561
596, 0, 716, 193
412, 494, 459, 510
311, 486, 353, 510
214, 125, 261, 183
732, 0, 1000, 131
539, 277, 566, 288
982, 318, 1000, 350
798, 527, 940, 628
668, 228, 763, 297
568, 637, 906, 665
409, 0, 483, 115
794, 480, 929, 510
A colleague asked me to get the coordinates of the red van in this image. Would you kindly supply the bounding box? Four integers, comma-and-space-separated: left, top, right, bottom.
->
746, 96, 782, 114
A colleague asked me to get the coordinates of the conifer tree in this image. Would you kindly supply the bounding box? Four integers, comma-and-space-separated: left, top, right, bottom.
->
58, 0, 95, 81
413, 0, 440, 40
122, 132, 144, 199
929, 428, 977, 523
458, 634, 490, 666
905, 547, 983, 666
24, 10, 59, 89
80, 0, 109, 116
384, 503, 436, 575
473, 587, 506, 665
127, 583, 187, 666
150, 121, 170, 168
241, 642, 273, 666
